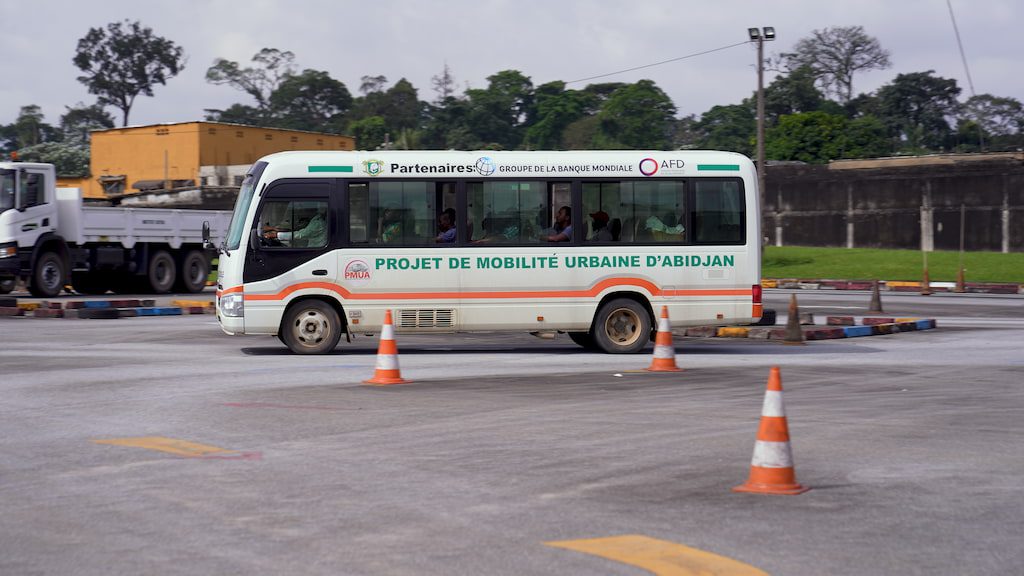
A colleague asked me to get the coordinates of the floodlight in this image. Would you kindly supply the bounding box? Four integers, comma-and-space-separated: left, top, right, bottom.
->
748, 28, 760, 40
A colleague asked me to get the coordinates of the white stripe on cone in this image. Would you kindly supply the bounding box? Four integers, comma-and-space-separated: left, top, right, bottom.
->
761, 391, 786, 417
751, 440, 794, 468
658, 317, 671, 332
375, 355, 400, 370
653, 345, 675, 359
380, 323, 395, 339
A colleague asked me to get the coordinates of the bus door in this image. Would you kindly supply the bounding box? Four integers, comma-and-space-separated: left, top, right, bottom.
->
242, 179, 336, 333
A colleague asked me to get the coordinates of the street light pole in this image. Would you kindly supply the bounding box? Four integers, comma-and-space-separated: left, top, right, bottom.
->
748, 27, 774, 242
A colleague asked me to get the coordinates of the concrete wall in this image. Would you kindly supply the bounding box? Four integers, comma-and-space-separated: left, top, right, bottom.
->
763, 153, 1024, 253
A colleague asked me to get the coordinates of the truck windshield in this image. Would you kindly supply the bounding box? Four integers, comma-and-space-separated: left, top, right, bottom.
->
224, 161, 268, 251
0, 169, 14, 214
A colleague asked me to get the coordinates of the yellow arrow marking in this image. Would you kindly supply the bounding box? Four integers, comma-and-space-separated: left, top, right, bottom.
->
546, 534, 769, 576
93, 436, 234, 457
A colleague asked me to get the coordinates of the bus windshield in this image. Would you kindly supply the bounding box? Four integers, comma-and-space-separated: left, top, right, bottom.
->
0, 169, 14, 214
224, 162, 267, 251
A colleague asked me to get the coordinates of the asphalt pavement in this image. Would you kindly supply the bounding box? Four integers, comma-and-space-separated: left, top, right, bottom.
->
0, 292, 1022, 575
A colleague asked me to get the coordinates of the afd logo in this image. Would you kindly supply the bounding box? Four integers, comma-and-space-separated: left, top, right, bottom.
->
639, 158, 685, 176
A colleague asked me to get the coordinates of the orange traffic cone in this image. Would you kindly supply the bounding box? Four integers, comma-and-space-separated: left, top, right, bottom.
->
733, 366, 809, 495
364, 310, 411, 385
646, 305, 682, 372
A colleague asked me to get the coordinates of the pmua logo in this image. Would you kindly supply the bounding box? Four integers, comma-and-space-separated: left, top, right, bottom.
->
362, 159, 385, 176
344, 259, 371, 285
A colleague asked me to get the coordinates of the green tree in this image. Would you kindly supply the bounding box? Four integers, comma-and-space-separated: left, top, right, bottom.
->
762, 65, 840, 123
694, 104, 756, 156
875, 71, 961, 151
775, 25, 891, 103
381, 78, 422, 133
461, 70, 535, 149
766, 111, 847, 163
13, 105, 59, 148
960, 94, 1024, 150
523, 81, 589, 149
597, 80, 676, 149
349, 116, 387, 150
269, 69, 352, 132
60, 102, 114, 146
204, 103, 264, 126
842, 115, 893, 158
17, 142, 90, 177
561, 116, 602, 150
73, 20, 185, 126
206, 48, 296, 122
430, 63, 457, 103
766, 111, 893, 162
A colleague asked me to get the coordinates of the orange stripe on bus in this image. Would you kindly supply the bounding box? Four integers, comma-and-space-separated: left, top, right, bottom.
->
217, 285, 244, 297
241, 277, 752, 302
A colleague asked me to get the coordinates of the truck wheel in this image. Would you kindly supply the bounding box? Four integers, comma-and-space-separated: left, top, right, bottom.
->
72, 272, 110, 295
175, 250, 209, 293
592, 298, 651, 354
0, 278, 13, 294
28, 251, 66, 298
280, 300, 342, 355
147, 250, 176, 294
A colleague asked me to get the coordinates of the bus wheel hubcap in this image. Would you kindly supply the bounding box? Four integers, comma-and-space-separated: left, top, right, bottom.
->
294, 310, 329, 345
606, 308, 640, 345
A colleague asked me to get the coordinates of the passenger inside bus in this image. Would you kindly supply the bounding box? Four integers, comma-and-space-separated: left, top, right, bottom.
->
542, 206, 572, 242
588, 210, 613, 241
436, 208, 457, 243
377, 207, 402, 243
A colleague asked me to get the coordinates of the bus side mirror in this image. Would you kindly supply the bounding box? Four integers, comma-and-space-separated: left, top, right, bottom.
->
250, 228, 261, 251
202, 221, 213, 250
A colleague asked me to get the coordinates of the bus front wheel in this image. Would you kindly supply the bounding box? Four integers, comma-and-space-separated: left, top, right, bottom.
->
280, 300, 342, 354
593, 298, 651, 354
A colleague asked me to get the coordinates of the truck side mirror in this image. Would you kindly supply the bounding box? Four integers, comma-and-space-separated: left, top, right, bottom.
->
202, 221, 212, 250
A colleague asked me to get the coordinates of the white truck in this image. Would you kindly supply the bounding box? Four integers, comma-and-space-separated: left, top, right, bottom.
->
0, 162, 232, 297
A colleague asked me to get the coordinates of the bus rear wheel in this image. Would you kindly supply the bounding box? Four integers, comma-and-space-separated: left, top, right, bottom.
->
592, 298, 651, 354
280, 300, 342, 355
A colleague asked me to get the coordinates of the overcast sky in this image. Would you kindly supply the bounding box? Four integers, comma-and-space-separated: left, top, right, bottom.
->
1, 0, 1021, 128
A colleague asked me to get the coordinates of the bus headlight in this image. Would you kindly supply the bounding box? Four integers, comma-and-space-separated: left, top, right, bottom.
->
220, 293, 244, 317
0, 243, 16, 258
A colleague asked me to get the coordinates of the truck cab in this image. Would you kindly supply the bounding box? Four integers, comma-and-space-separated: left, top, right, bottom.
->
0, 163, 63, 295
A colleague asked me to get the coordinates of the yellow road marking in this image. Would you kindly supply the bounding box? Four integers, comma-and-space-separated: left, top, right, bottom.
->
546, 534, 769, 576
93, 436, 234, 457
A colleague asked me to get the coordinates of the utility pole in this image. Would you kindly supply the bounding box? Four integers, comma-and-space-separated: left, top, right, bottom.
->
748, 27, 775, 237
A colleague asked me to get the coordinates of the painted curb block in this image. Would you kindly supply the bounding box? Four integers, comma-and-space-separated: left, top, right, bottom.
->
765, 278, 1024, 295
687, 318, 937, 341
843, 325, 874, 338
135, 307, 183, 316
827, 316, 856, 326
0, 307, 24, 316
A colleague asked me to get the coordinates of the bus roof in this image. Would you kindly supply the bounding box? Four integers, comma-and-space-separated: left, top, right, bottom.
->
255, 150, 754, 180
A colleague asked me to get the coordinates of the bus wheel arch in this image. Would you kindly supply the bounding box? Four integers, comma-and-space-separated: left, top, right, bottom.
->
590, 292, 655, 354
278, 296, 346, 354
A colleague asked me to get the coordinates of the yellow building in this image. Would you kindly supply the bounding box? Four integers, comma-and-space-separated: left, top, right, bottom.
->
58, 121, 355, 199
